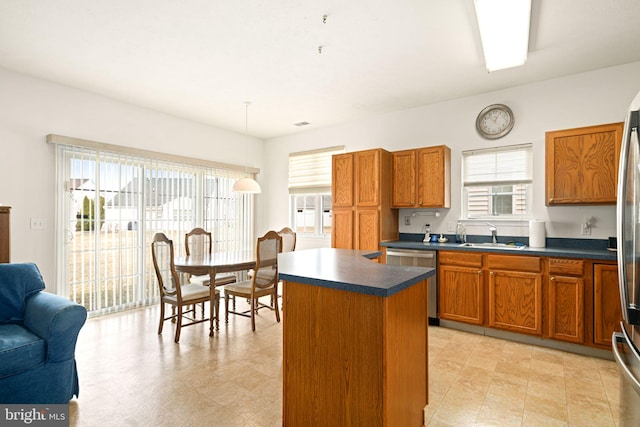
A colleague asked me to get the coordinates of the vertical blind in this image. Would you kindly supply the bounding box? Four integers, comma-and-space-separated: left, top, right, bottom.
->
54, 142, 254, 317
288, 146, 345, 194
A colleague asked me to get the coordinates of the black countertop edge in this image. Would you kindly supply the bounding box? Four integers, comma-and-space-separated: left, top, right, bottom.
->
383, 238, 617, 261
278, 248, 436, 297
398, 233, 612, 251
279, 269, 435, 297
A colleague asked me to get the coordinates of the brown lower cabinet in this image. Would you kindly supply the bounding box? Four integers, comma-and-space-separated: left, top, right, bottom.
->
487, 254, 543, 336
548, 259, 585, 344
438, 251, 621, 349
488, 270, 543, 336
438, 252, 483, 325
593, 263, 622, 346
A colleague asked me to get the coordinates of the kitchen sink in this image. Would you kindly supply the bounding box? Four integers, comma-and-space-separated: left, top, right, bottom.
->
458, 242, 526, 250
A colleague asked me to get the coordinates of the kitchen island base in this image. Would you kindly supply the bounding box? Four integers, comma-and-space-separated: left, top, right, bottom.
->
282, 279, 428, 426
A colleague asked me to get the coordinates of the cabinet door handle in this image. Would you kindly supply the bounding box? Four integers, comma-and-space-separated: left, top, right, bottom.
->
550, 276, 556, 281
490, 271, 495, 276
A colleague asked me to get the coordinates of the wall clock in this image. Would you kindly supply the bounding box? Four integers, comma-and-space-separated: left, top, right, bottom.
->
476, 104, 514, 139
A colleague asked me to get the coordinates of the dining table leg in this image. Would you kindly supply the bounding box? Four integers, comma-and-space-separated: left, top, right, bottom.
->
209, 267, 219, 335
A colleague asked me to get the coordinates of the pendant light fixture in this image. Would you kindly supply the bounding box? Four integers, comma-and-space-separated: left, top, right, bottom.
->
233, 102, 262, 193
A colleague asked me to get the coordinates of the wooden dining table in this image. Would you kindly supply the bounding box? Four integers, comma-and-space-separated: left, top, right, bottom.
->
174, 250, 256, 336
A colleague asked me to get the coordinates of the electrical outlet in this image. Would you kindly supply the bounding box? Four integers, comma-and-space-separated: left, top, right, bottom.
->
447, 222, 456, 232
581, 223, 591, 235
404, 216, 411, 226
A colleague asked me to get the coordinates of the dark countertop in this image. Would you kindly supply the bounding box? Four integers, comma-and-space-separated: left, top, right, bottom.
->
278, 248, 435, 297
380, 240, 618, 261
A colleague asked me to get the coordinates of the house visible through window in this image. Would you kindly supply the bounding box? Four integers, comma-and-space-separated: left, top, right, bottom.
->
462, 143, 533, 219
288, 146, 344, 237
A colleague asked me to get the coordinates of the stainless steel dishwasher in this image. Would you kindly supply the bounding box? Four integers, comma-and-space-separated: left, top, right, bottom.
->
386, 248, 438, 325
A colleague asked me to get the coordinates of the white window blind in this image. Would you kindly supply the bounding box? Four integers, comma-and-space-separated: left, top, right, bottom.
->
462, 144, 533, 218
463, 143, 533, 185
288, 146, 344, 194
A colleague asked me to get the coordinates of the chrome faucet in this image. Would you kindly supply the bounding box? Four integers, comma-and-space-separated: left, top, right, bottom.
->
486, 222, 498, 244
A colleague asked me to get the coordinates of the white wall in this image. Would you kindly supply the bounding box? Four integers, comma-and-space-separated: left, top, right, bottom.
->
4, 62, 640, 286
265, 62, 640, 249
0, 67, 265, 287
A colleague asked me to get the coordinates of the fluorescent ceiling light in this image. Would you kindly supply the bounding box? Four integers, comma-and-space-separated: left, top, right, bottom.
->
474, 0, 531, 72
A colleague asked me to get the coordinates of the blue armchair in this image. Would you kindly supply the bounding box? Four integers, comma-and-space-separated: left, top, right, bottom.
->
0, 263, 87, 404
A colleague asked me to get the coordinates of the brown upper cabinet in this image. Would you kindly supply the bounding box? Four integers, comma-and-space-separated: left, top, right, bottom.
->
331, 149, 398, 254
392, 145, 451, 208
355, 149, 382, 207
545, 122, 624, 205
332, 152, 354, 208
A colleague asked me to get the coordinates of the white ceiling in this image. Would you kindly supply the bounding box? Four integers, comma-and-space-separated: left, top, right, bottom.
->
1, 1, 639, 139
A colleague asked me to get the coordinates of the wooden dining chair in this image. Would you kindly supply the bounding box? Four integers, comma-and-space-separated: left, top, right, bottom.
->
185, 227, 237, 287
249, 227, 295, 278
279, 227, 297, 253
271, 227, 296, 308
223, 230, 282, 331
151, 232, 220, 343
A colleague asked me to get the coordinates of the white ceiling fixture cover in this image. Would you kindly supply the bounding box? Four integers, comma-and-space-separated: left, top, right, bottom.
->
474, 0, 532, 72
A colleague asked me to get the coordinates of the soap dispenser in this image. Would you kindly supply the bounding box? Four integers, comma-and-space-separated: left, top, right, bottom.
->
423, 224, 431, 243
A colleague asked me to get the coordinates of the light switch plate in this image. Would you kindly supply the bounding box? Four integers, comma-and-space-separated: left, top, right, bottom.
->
30, 217, 46, 230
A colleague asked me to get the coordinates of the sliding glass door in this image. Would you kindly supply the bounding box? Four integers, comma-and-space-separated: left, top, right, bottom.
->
56, 145, 253, 316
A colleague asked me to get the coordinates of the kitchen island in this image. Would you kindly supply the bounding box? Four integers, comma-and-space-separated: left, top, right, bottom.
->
278, 248, 435, 426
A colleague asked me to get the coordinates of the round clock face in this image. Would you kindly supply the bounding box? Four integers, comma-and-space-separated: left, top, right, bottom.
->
476, 104, 514, 139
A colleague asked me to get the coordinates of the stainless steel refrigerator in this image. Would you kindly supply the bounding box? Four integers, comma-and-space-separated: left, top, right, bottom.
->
615, 89, 640, 425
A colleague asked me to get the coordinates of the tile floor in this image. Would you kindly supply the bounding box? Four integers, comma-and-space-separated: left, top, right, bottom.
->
69, 301, 622, 426
426, 326, 620, 426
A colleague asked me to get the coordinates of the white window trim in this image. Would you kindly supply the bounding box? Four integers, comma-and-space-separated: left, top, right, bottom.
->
289, 193, 332, 238
461, 143, 533, 220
